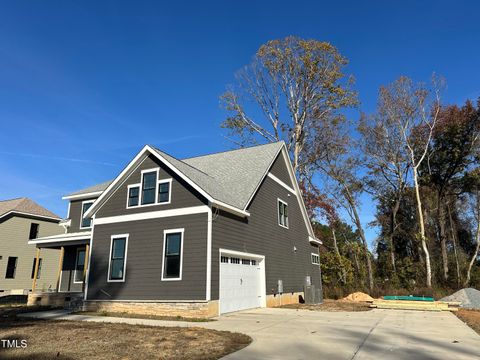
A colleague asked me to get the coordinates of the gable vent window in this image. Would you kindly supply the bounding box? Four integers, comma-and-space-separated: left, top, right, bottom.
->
128, 186, 140, 207
311, 253, 320, 265
141, 171, 157, 205
29, 223, 39, 239
278, 199, 289, 228
81, 201, 94, 229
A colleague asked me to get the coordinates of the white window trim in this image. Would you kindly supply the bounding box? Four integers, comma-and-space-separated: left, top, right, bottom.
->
161, 228, 184, 281
140, 168, 160, 206
107, 234, 129, 283
311, 253, 320, 265
277, 198, 289, 229
126, 167, 173, 209
80, 200, 95, 229
73, 248, 86, 283
157, 178, 173, 205
126, 183, 141, 208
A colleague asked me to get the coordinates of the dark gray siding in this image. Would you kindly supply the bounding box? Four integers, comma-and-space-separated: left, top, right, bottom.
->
269, 153, 294, 187
59, 245, 85, 292
96, 155, 207, 218
211, 154, 320, 300
86, 213, 208, 301
68, 198, 97, 233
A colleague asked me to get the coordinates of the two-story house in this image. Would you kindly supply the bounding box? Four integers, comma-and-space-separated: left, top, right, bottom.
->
0, 198, 62, 294
28, 142, 322, 317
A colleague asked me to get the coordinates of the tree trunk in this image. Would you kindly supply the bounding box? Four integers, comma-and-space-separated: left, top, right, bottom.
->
332, 228, 347, 284
447, 203, 461, 287
390, 199, 400, 274
465, 191, 480, 287
413, 168, 432, 288
438, 197, 449, 282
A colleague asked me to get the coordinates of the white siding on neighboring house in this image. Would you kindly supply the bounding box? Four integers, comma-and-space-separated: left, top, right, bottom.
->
0, 216, 63, 292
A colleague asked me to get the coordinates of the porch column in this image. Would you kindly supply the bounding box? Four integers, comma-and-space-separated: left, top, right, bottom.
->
83, 244, 90, 291
31, 248, 41, 292
55, 246, 64, 292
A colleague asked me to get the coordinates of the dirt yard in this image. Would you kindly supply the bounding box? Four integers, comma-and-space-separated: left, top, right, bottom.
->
281, 299, 372, 312
0, 307, 251, 360
456, 308, 480, 336
76, 310, 215, 322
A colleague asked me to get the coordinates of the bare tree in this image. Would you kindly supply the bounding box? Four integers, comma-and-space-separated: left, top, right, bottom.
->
220, 36, 357, 178
378, 75, 443, 287
359, 106, 411, 275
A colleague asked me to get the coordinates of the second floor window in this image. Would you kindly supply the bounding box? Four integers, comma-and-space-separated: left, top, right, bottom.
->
141, 171, 157, 205
128, 186, 140, 207
278, 199, 289, 228
29, 223, 39, 239
158, 181, 170, 203
81, 201, 94, 228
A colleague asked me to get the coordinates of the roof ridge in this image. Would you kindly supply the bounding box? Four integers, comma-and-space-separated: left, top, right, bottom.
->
151, 146, 215, 179
181, 141, 284, 161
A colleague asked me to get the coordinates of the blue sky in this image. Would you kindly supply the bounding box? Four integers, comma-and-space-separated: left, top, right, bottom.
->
1, 1, 479, 247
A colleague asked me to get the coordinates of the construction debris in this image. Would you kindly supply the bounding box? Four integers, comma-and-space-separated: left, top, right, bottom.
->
371, 299, 459, 312
342, 292, 374, 302
440, 288, 480, 309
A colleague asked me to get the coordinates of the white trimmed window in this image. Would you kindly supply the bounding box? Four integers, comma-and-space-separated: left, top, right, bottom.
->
108, 235, 129, 282
127, 168, 172, 208
80, 200, 94, 229
141, 171, 157, 205
278, 199, 289, 228
311, 253, 320, 265
127, 185, 140, 207
162, 229, 184, 280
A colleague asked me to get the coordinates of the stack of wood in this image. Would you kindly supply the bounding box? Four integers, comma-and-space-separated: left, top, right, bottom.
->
370, 298, 461, 312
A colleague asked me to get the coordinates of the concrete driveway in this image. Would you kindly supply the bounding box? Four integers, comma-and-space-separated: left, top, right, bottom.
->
209, 308, 480, 360
20, 307, 480, 359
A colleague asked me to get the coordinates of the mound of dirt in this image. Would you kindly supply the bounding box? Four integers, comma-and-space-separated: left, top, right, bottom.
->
343, 292, 374, 302
440, 288, 480, 309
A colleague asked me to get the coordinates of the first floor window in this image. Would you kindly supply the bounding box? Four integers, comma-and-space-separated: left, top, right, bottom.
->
311, 253, 320, 265
74, 249, 86, 283
31, 258, 42, 279
109, 236, 127, 281
5, 257, 17, 279
29, 223, 39, 239
141, 171, 157, 205
128, 186, 140, 207
278, 199, 289, 228
81, 201, 94, 228
163, 231, 183, 279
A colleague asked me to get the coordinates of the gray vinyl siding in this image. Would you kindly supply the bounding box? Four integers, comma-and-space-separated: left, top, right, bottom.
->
211, 154, 320, 300
59, 245, 85, 292
0, 215, 62, 292
269, 153, 294, 187
68, 198, 97, 233
86, 213, 208, 301
96, 155, 207, 219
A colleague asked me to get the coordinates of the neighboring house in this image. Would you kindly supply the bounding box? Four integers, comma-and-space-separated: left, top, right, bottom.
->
0, 198, 62, 294
29, 142, 322, 316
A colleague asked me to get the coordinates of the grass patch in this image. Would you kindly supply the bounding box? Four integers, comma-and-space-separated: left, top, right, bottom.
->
456, 308, 480, 335
281, 299, 372, 312
75, 311, 215, 322
0, 306, 250, 360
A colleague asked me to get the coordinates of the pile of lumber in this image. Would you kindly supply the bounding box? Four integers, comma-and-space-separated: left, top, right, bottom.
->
371, 299, 461, 312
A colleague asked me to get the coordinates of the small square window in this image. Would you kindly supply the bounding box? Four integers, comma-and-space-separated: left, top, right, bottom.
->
128, 186, 140, 207
158, 181, 170, 203
311, 253, 320, 265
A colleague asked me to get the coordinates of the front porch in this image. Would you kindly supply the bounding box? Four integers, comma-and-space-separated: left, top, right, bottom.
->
27, 231, 91, 308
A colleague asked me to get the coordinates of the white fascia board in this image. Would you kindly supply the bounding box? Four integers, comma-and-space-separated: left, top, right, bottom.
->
309, 236, 323, 245
28, 232, 92, 245
0, 211, 61, 222
212, 200, 250, 217
267, 173, 296, 195
62, 191, 103, 201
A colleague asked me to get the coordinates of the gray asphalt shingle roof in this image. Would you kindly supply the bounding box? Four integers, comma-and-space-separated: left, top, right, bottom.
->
0, 197, 60, 219
66, 141, 285, 210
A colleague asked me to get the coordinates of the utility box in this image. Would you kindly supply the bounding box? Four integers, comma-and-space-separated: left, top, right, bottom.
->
277, 279, 283, 294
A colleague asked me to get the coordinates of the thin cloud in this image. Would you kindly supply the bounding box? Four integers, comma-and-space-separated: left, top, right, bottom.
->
0, 151, 119, 167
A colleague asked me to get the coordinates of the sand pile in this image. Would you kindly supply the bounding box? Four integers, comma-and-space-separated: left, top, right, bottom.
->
343, 292, 374, 302
440, 288, 480, 309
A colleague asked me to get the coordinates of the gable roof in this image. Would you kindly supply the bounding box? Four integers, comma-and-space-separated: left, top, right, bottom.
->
73, 142, 317, 241
0, 197, 61, 221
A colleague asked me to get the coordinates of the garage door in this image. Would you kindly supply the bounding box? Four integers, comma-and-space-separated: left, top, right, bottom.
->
219, 253, 264, 314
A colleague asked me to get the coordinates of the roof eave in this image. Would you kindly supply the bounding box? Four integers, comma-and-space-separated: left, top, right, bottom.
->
62, 191, 103, 201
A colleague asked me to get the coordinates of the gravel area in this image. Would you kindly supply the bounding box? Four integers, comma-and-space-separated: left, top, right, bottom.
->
441, 288, 480, 309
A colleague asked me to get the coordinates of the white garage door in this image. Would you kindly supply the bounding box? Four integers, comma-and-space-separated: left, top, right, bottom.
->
219, 253, 264, 314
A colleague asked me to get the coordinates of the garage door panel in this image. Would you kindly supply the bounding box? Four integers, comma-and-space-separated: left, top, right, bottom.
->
219, 254, 264, 314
